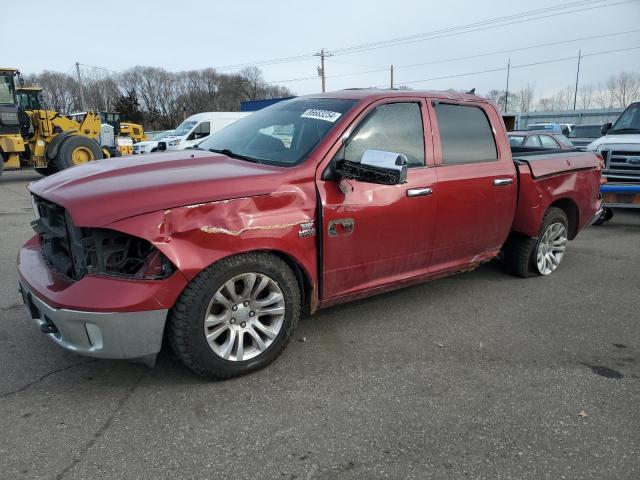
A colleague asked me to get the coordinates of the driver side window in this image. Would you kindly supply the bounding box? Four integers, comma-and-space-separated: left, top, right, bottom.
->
344, 102, 425, 167
191, 122, 210, 140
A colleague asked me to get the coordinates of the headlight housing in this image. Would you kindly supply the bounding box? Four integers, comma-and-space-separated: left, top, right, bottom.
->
32, 195, 175, 281
77, 228, 175, 279
168, 139, 181, 146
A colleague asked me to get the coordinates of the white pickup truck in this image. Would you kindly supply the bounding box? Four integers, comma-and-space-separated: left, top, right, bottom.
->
587, 101, 640, 222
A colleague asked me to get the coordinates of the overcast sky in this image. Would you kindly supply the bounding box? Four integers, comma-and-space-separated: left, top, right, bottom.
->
3, 0, 639, 98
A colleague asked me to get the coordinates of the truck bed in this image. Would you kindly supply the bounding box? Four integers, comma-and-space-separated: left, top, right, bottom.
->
511, 147, 600, 179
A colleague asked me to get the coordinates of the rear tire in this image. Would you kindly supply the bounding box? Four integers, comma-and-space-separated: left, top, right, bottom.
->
168, 253, 301, 379
48, 136, 103, 174
501, 206, 569, 278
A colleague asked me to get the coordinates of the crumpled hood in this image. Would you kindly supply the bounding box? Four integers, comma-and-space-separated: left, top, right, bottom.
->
29, 150, 284, 227
586, 134, 640, 151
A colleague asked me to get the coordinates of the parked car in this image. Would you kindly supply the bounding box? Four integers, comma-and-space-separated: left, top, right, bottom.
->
567, 124, 604, 150
526, 122, 573, 136
18, 90, 602, 378
132, 130, 174, 154
508, 130, 574, 149
157, 112, 251, 151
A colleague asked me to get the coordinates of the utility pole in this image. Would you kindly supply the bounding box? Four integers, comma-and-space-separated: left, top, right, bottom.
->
573, 49, 582, 110
504, 58, 510, 113
75, 62, 86, 111
390, 65, 394, 89
315, 48, 330, 93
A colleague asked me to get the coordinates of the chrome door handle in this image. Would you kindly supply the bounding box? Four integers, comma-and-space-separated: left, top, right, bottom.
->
493, 178, 513, 186
406, 187, 433, 197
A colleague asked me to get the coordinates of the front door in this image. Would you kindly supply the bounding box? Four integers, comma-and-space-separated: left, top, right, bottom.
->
318, 99, 438, 300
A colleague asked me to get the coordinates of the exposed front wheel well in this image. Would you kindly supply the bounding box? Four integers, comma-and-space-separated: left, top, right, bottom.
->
191, 250, 314, 317
549, 198, 579, 239
270, 251, 314, 315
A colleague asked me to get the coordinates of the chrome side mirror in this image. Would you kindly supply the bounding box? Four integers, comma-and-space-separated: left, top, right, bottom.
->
335, 149, 408, 185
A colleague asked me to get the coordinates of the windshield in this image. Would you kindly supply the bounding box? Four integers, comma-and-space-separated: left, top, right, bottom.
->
610, 104, 640, 133
0, 75, 16, 105
568, 125, 601, 138
198, 98, 357, 166
172, 121, 197, 137
527, 124, 556, 132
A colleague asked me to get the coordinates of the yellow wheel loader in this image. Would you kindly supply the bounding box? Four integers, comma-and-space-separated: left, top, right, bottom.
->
1, 69, 106, 176
0, 68, 26, 174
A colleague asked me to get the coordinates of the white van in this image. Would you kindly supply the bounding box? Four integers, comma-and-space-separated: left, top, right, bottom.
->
159, 112, 251, 151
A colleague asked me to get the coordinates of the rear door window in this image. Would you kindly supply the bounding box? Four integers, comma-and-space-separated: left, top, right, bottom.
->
509, 136, 525, 146
524, 135, 541, 147
434, 103, 497, 164
539, 135, 558, 148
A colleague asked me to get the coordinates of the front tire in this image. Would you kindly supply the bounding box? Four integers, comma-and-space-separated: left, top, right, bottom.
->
168, 253, 301, 379
48, 136, 103, 173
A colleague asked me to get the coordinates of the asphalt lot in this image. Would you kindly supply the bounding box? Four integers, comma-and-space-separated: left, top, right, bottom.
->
0, 169, 638, 480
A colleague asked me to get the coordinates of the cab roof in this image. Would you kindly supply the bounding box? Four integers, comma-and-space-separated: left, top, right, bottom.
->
302, 88, 487, 104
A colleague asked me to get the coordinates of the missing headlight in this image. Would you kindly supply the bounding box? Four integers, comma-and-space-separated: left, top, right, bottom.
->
78, 229, 175, 280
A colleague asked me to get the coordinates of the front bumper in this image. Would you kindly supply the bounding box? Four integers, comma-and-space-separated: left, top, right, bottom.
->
17, 235, 187, 360
19, 280, 167, 359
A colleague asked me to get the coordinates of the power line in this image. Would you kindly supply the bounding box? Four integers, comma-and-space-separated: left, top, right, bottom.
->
267, 29, 640, 84
382, 45, 640, 87
77, 63, 120, 74
330, 0, 636, 55
214, 0, 634, 71
396, 29, 640, 70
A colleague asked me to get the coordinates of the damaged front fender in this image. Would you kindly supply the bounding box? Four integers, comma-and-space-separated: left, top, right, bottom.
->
108, 185, 319, 311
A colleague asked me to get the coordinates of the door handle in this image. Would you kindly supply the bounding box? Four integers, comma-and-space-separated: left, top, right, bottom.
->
493, 178, 513, 186
406, 187, 433, 197
328, 218, 355, 236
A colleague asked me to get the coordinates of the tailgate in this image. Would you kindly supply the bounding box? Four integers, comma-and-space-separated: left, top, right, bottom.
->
514, 152, 599, 178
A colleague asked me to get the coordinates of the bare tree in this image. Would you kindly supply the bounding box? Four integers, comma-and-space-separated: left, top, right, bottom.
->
577, 85, 593, 109
609, 71, 640, 108
484, 89, 518, 111
25, 71, 79, 112
516, 83, 535, 112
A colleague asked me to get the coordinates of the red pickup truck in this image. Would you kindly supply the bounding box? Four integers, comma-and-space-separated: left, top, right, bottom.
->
18, 90, 602, 378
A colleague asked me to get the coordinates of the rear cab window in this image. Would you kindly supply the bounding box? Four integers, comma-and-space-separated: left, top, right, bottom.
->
433, 102, 497, 164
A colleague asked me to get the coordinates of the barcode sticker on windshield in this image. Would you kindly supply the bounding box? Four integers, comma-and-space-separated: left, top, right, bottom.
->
301, 109, 342, 123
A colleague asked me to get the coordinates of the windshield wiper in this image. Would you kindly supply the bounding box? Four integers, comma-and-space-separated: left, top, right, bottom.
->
208, 148, 263, 164
609, 128, 640, 134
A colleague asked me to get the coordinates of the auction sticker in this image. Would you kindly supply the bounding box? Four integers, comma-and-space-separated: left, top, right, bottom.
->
301, 109, 342, 122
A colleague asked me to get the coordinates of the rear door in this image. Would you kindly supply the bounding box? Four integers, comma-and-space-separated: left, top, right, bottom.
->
318, 98, 438, 300
428, 101, 516, 271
